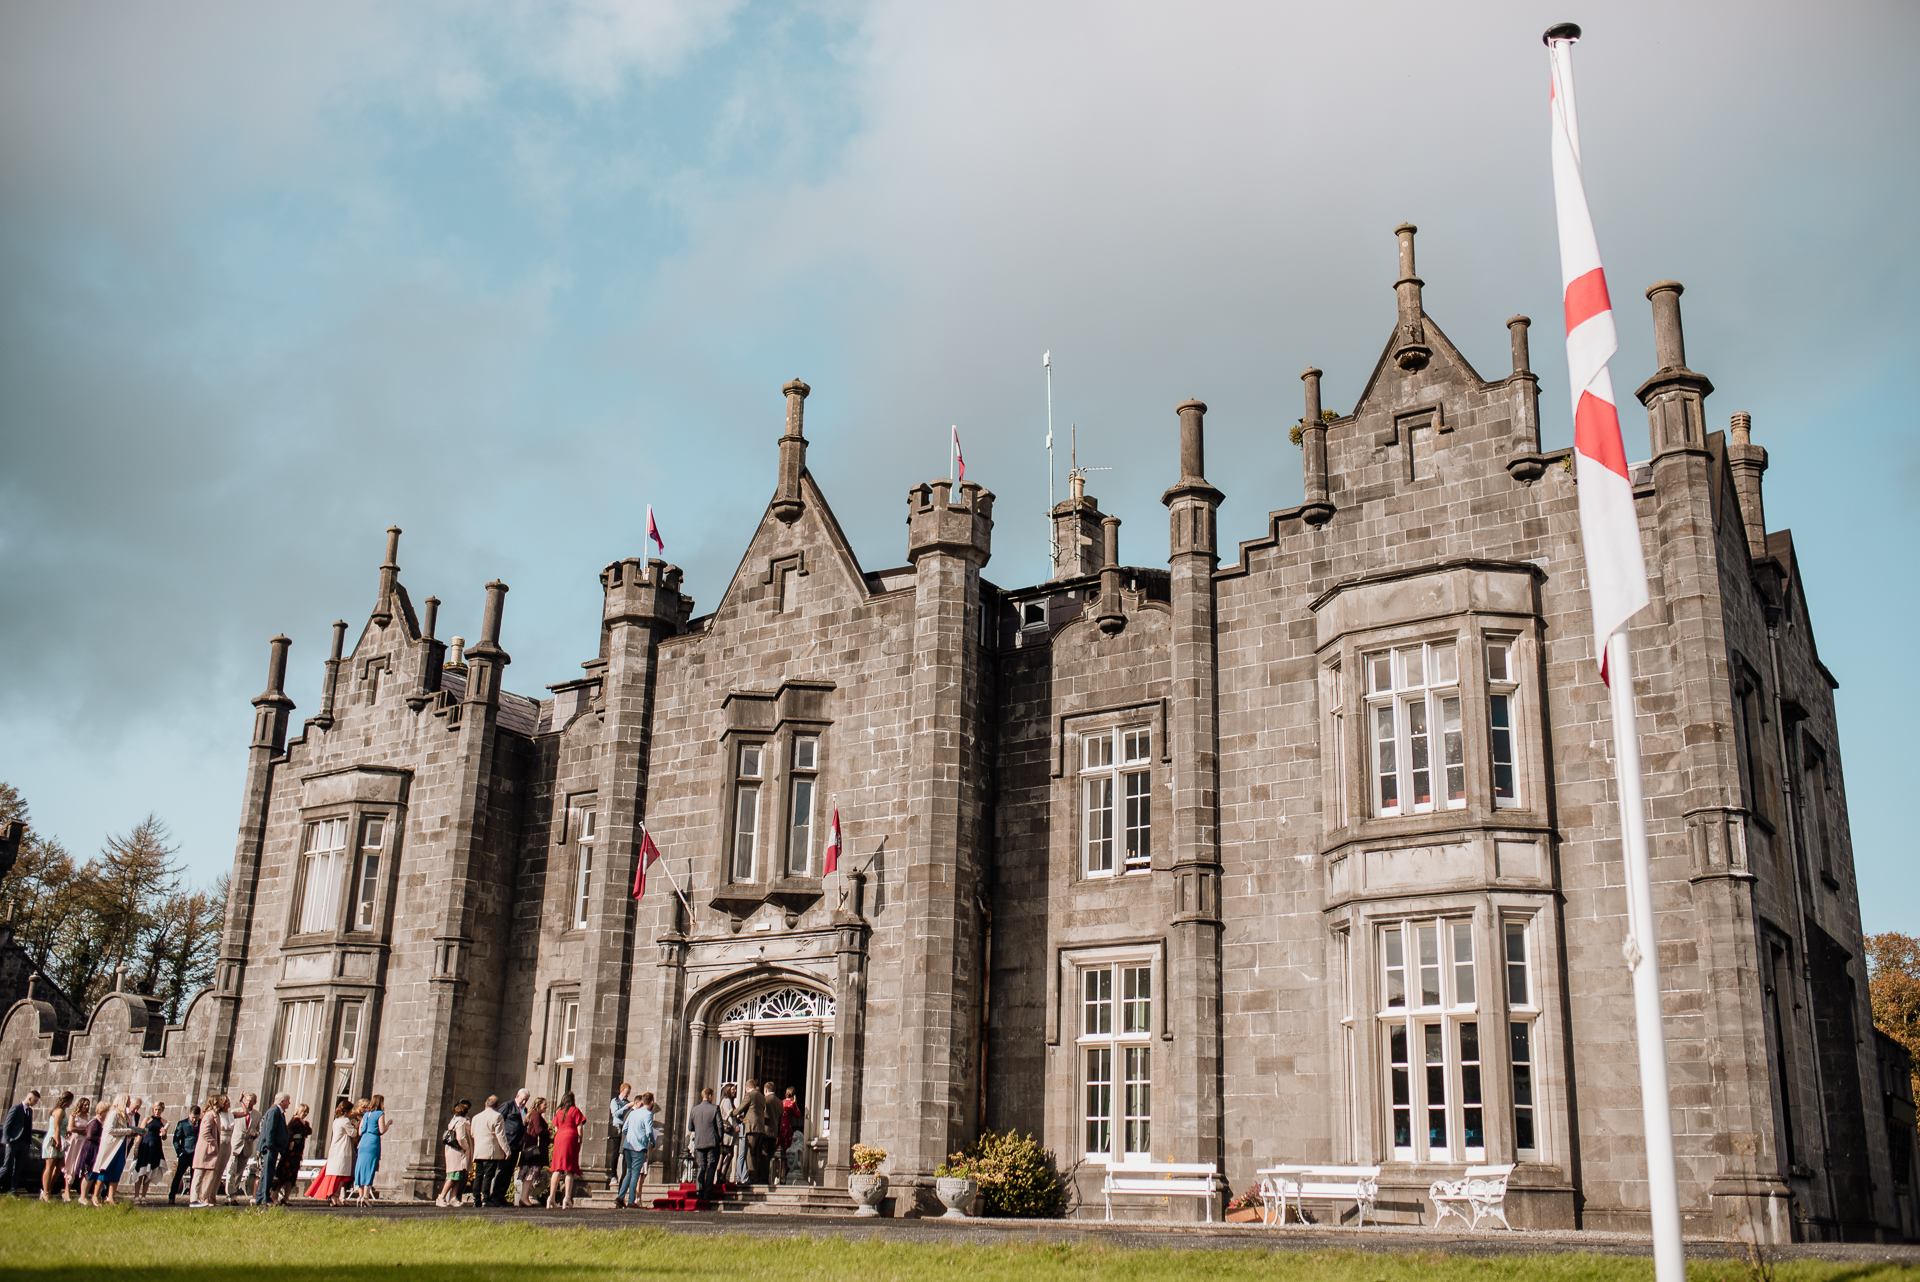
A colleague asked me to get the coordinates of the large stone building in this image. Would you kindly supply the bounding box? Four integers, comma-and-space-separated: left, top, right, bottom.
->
3, 227, 1910, 1241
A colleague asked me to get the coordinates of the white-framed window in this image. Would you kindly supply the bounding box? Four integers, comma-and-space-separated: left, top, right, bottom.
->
788, 735, 819, 877
1081, 727, 1152, 876
332, 1001, 362, 1099
1078, 959, 1154, 1160
1379, 917, 1484, 1162
273, 999, 324, 1112
1504, 916, 1539, 1156
572, 808, 598, 929
352, 817, 384, 931
1487, 639, 1519, 806
297, 818, 351, 934
1365, 642, 1463, 817
732, 744, 764, 881
558, 998, 580, 1063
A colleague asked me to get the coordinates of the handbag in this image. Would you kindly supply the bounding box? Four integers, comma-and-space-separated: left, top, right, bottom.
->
442, 1124, 460, 1150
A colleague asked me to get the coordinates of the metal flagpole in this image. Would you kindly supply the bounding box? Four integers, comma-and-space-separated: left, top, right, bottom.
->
1607, 631, 1684, 1278
1045, 351, 1056, 573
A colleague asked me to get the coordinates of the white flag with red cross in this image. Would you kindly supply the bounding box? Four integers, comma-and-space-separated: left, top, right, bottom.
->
1549, 36, 1648, 685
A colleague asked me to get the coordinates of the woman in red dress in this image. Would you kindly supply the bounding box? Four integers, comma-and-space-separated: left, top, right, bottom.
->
546, 1092, 585, 1209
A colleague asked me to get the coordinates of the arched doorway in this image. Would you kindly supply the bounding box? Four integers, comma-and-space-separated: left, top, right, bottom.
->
697, 982, 835, 1183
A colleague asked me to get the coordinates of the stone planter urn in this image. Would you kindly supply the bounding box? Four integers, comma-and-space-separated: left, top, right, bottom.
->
935, 1176, 978, 1219
847, 1172, 888, 1217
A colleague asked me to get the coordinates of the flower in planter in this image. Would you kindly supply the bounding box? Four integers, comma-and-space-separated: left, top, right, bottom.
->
934, 1152, 973, 1179
851, 1144, 888, 1174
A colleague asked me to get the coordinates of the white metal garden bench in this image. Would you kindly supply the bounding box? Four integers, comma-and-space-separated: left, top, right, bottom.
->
1256, 1164, 1381, 1227
1101, 1161, 1224, 1222
1428, 1163, 1516, 1230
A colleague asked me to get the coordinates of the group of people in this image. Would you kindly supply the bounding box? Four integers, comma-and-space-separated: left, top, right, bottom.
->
0, 1088, 318, 1208
303, 1095, 392, 1205
435, 1089, 573, 1209
684, 1080, 807, 1202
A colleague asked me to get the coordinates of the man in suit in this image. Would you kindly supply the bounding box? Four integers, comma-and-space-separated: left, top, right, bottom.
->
687, 1087, 722, 1202
471, 1095, 509, 1208
1, 1090, 39, 1194
494, 1089, 527, 1207
253, 1094, 291, 1207
168, 1105, 200, 1205
738, 1080, 766, 1189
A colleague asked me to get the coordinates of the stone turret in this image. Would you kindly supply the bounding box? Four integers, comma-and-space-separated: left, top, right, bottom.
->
1636, 281, 1715, 456
897, 473, 994, 1205
1160, 397, 1225, 1192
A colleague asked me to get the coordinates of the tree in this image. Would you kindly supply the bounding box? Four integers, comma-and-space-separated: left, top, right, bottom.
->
1867, 931, 1920, 1127
0, 784, 226, 1021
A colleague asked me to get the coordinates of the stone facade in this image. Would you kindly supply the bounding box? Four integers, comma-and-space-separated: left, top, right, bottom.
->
1, 227, 1905, 1241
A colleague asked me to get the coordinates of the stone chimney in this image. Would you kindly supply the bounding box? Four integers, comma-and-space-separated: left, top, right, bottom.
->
773, 378, 810, 523
1391, 224, 1431, 371
1726, 412, 1770, 564
1299, 367, 1333, 526
1504, 315, 1546, 482
1095, 516, 1125, 635
1050, 470, 1105, 580
463, 581, 511, 708
372, 527, 401, 627
251, 634, 295, 752
1635, 281, 1714, 458
315, 619, 348, 730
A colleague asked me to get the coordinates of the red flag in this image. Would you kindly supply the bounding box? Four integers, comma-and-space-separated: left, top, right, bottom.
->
951, 425, 966, 483
646, 505, 665, 555
823, 808, 841, 874
633, 827, 662, 899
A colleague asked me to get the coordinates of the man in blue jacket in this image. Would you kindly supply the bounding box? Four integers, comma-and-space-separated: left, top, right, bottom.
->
0, 1090, 38, 1194
253, 1094, 290, 1207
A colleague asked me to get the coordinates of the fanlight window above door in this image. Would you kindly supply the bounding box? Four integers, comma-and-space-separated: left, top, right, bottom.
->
721, 987, 835, 1023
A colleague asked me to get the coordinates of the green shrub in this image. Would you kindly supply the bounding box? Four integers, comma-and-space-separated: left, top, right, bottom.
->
957, 1129, 1065, 1218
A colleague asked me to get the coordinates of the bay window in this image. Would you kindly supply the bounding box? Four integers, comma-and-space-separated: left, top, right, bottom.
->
1079, 959, 1154, 1160
1504, 916, 1539, 1156
732, 744, 763, 882
297, 819, 350, 934
1365, 643, 1464, 817
1379, 917, 1484, 1162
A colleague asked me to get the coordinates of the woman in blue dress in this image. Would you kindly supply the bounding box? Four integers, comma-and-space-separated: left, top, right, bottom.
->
352, 1094, 391, 1204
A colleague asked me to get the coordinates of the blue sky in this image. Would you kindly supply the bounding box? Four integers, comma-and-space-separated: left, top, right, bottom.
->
2, 1, 1915, 932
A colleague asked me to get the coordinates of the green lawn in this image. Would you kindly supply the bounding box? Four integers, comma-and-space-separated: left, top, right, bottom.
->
0, 1201, 1903, 1282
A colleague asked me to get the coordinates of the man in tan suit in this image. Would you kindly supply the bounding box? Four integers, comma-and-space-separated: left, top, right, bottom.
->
471, 1095, 509, 1208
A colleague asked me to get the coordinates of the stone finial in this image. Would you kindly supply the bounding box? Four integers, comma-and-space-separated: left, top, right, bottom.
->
1177, 399, 1208, 481
773, 378, 811, 523
1507, 316, 1532, 375
262, 635, 291, 698
1391, 224, 1431, 371
373, 526, 402, 626
316, 620, 349, 729
1647, 281, 1687, 371
329, 620, 347, 662
421, 596, 440, 643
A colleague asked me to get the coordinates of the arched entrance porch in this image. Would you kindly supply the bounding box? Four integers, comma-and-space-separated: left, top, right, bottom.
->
685, 975, 836, 1184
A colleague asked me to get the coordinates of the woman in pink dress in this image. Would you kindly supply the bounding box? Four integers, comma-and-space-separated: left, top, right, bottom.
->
546, 1092, 584, 1209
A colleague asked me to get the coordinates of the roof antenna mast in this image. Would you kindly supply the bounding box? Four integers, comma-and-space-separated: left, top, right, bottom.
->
1044, 350, 1056, 574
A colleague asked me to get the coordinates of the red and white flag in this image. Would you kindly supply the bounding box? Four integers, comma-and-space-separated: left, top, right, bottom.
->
823, 807, 842, 874
1549, 34, 1648, 685
646, 505, 665, 555
951, 425, 966, 483
632, 826, 662, 899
